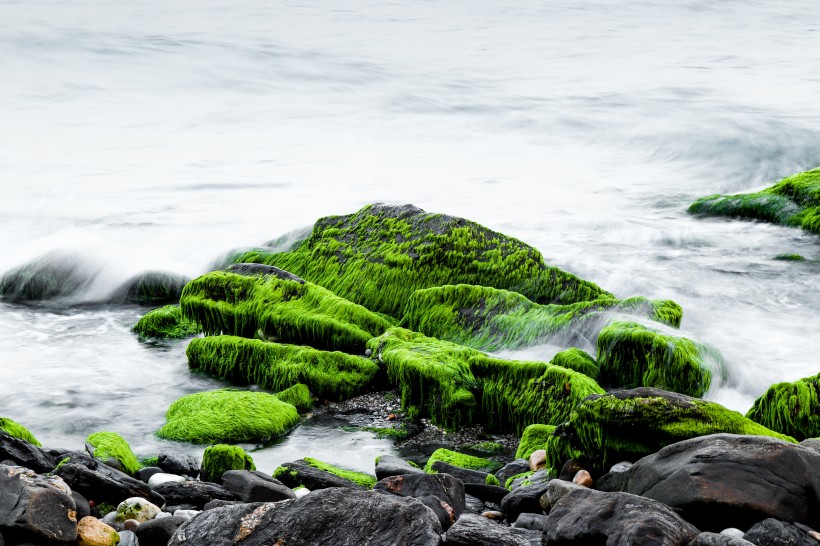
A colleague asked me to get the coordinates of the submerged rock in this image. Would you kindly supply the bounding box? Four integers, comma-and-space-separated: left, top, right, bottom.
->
0, 252, 90, 301
110, 270, 189, 305
746, 371, 820, 441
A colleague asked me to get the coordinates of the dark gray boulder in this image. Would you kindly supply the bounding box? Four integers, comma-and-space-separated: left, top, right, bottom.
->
688, 532, 755, 545
221, 470, 296, 502
431, 461, 491, 486
158, 451, 200, 478
203, 499, 241, 511
499, 482, 550, 524
0, 465, 77, 544
151, 480, 235, 509
52, 455, 165, 507
274, 460, 367, 490
742, 518, 818, 546
464, 494, 485, 515
463, 483, 509, 505
136, 466, 163, 484
71, 490, 90, 521
542, 487, 699, 546
443, 514, 540, 546
0, 433, 55, 473
375, 455, 425, 480
136, 515, 187, 546
374, 473, 466, 518
513, 513, 548, 531
495, 460, 531, 488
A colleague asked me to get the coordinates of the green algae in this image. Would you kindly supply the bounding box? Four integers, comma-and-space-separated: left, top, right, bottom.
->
302, 457, 377, 488
233, 204, 610, 319
689, 167, 820, 235
180, 269, 393, 353
402, 283, 682, 351
156, 388, 300, 444
132, 305, 200, 339
423, 448, 503, 474
274, 383, 313, 413
596, 321, 722, 397
485, 473, 501, 486
86, 432, 142, 475
200, 444, 256, 482
187, 335, 380, 401
0, 417, 42, 446
550, 348, 598, 379
515, 424, 556, 459
465, 441, 505, 455
746, 371, 820, 441
773, 253, 806, 261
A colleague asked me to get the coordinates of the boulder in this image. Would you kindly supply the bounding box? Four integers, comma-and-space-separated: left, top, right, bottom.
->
72, 491, 91, 521
0, 465, 77, 543
499, 481, 550, 524
158, 451, 200, 478
375, 455, 424, 480
431, 461, 493, 486
745, 371, 820, 441
221, 470, 296, 502
0, 433, 55, 473
495, 460, 531, 487
273, 459, 372, 490
132, 305, 199, 339
442, 513, 540, 545
75, 516, 118, 546
151, 481, 236, 509
374, 473, 466, 518
53, 455, 165, 507
742, 518, 819, 546
539, 480, 585, 513
111, 270, 189, 305
135, 515, 186, 546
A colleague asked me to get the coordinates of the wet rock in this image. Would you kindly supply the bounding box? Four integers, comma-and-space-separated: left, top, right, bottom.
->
412, 494, 458, 530
495, 459, 531, 487
742, 518, 819, 546
463, 483, 508, 505
158, 451, 200, 478
431, 460, 491, 485
173, 509, 200, 521
800, 439, 820, 456
221, 470, 296, 502
203, 499, 241, 511
572, 469, 592, 487
721, 529, 746, 539
464, 494, 485, 515
116, 497, 160, 523
374, 473, 466, 518
75, 516, 118, 546
135, 467, 163, 484
508, 469, 551, 491
118, 529, 138, 546
136, 515, 186, 546
543, 487, 699, 546
538, 479, 584, 513
53, 455, 165, 507
122, 519, 139, 532
443, 513, 540, 546
528, 450, 546, 471
165, 504, 197, 514
499, 481, 550, 523
374, 455, 424, 480
688, 532, 755, 545
513, 512, 548, 531
147, 473, 185, 487
151, 480, 235, 509
0, 433, 56, 473
0, 465, 77, 543
72, 491, 91, 521
273, 460, 367, 491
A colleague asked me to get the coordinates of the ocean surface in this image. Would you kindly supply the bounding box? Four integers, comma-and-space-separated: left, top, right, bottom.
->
2, 0, 820, 472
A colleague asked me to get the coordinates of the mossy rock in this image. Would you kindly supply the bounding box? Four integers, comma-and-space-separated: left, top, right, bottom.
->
180, 267, 393, 353
596, 321, 723, 397
549, 348, 598, 380
86, 432, 142, 475
274, 383, 313, 413
746, 371, 820, 441
233, 203, 610, 319
423, 448, 503, 474
111, 270, 189, 305
550, 388, 796, 473
302, 457, 377, 488
465, 441, 505, 455
156, 388, 300, 444
132, 305, 200, 339
187, 335, 379, 401
515, 424, 556, 459
0, 417, 41, 446
200, 444, 255, 482
402, 283, 682, 351
689, 167, 820, 235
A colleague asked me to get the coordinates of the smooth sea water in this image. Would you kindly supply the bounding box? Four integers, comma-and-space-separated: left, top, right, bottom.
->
2, 0, 820, 472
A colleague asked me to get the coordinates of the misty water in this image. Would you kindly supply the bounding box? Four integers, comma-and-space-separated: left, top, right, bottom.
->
2, 0, 820, 472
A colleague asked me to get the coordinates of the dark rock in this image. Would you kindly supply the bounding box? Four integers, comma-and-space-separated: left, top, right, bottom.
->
513, 512, 548, 531
464, 494, 485, 515
168, 488, 443, 545
71, 491, 90, 521
539, 480, 585, 513
136, 466, 163, 484
596, 469, 629, 492
375, 455, 425, 480
558, 458, 586, 481
543, 487, 699, 546
499, 482, 550, 524
274, 460, 367, 491
508, 469, 551, 491
463, 483, 509, 505
110, 271, 189, 305
609, 461, 633, 473
0, 433, 55, 473
0, 465, 77, 543
742, 518, 818, 546
443, 513, 540, 546
618, 434, 820, 531
799, 439, 820, 456
0, 252, 88, 301
374, 473, 466, 518
221, 470, 296, 503
152, 480, 235, 509
413, 494, 457, 530
432, 461, 491, 485
158, 452, 200, 478
52, 455, 165, 507
203, 499, 241, 511
688, 532, 755, 545
136, 515, 186, 546
495, 460, 531, 487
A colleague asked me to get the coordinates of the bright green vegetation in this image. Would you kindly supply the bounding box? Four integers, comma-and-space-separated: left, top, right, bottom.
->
0, 417, 41, 446
187, 336, 380, 401
485, 474, 500, 486
402, 284, 682, 351
86, 432, 142, 475
200, 444, 255, 482
515, 424, 556, 459
180, 270, 393, 353
302, 457, 377, 488
689, 167, 820, 235
553, 389, 796, 472
96, 503, 116, 517
274, 383, 313, 413
504, 471, 534, 489
550, 348, 598, 379
132, 305, 199, 339
465, 441, 505, 455
746, 371, 820, 441
597, 321, 723, 397
156, 389, 300, 444
139, 457, 159, 468
423, 448, 503, 474
232, 203, 610, 319
773, 254, 806, 261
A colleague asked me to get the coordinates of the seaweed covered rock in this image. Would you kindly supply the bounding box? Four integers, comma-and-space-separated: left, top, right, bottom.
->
156, 389, 300, 444
515, 424, 556, 460
187, 335, 379, 401
551, 388, 795, 472
200, 445, 255, 483
274, 458, 376, 490
0, 418, 41, 447
110, 271, 189, 305
689, 167, 820, 235
180, 268, 393, 353
423, 449, 502, 475
403, 283, 681, 351
597, 321, 722, 397
273, 383, 312, 413
132, 305, 199, 339
550, 348, 599, 379
85, 432, 141, 476
0, 251, 89, 301
234, 203, 610, 318
746, 371, 820, 441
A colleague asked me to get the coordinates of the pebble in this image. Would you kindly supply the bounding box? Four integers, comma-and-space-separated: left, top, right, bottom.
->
148, 473, 186, 488
721, 528, 746, 538
118, 530, 138, 546
609, 461, 632, 473
123, 519, 140, 532
173, 509, 201, 521
101, 512, 117, 525
481, 510, 505, 520
76, 516, 119, 546
294, 487, 311, 498
116, 497, 161, 523
528, 449, 547, 471
809, 531, 820, 542
573, 469, 593, 487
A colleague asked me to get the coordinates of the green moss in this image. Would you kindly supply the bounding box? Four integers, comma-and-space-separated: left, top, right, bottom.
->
302, 457, 377, 488
597, 321, 723, 397
504, 471, 533, 489
86, 432, 142, 475
200, 444, 255, 482
156, 388, 300, 444
274, 383, 313, 413
96, 503, 116, 517
132, 305, 199, 339
485, 473, 500, 486
423, 448, 503, 474
402, 284, 682, 351
515, 424, 556, 459
550, 348, 598, 379
773, 253, 806, 261
746, 371, 820, 441
232, 204, 610, 319
187, 335, 379, 401
180, 269, 393, 353
139, 457, 159, 468
689, 167, 820, 235
0, 417, 42, 446
465, 441, 505, 455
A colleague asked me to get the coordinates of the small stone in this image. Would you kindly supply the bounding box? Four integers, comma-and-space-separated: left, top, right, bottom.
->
123, 519, 139, 532
388, 413, 396, 420
136, 466, 163, 484
154, 512, 172, 519
294, 487, 310, 498
609, 461, 632, 473
513, 512, 549, 530
173, 509, 200, 521
364, 349, 372, 357
118, 529, 138, 546
529, 449, 546, 471
810, 531, 820, 542
116, 497, 161, 523
101, 512, 117, 525
147, 473, 186, 487
572, 469, 593, 487
481, 510, 504, 520
76, 516, 119, 546
721, 528, 745, 538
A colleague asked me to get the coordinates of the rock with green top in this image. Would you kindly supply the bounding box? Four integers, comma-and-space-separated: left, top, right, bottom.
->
550, 348, 599, 380
156, 388, 300, 444
0, 417, 41, 446
86, 432, 142, 475
689, 167, 820, 235
200, 444, 255, 483
115, 496, 160, 523
132, 304, 199, 339
274, 383, 313, 413
274, 458, 376, 490
596, 321, 723, 397
515, 424, 557, 460
746, 371, 820, 441
187, 335, 379, 401
423, 448, 502, 474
